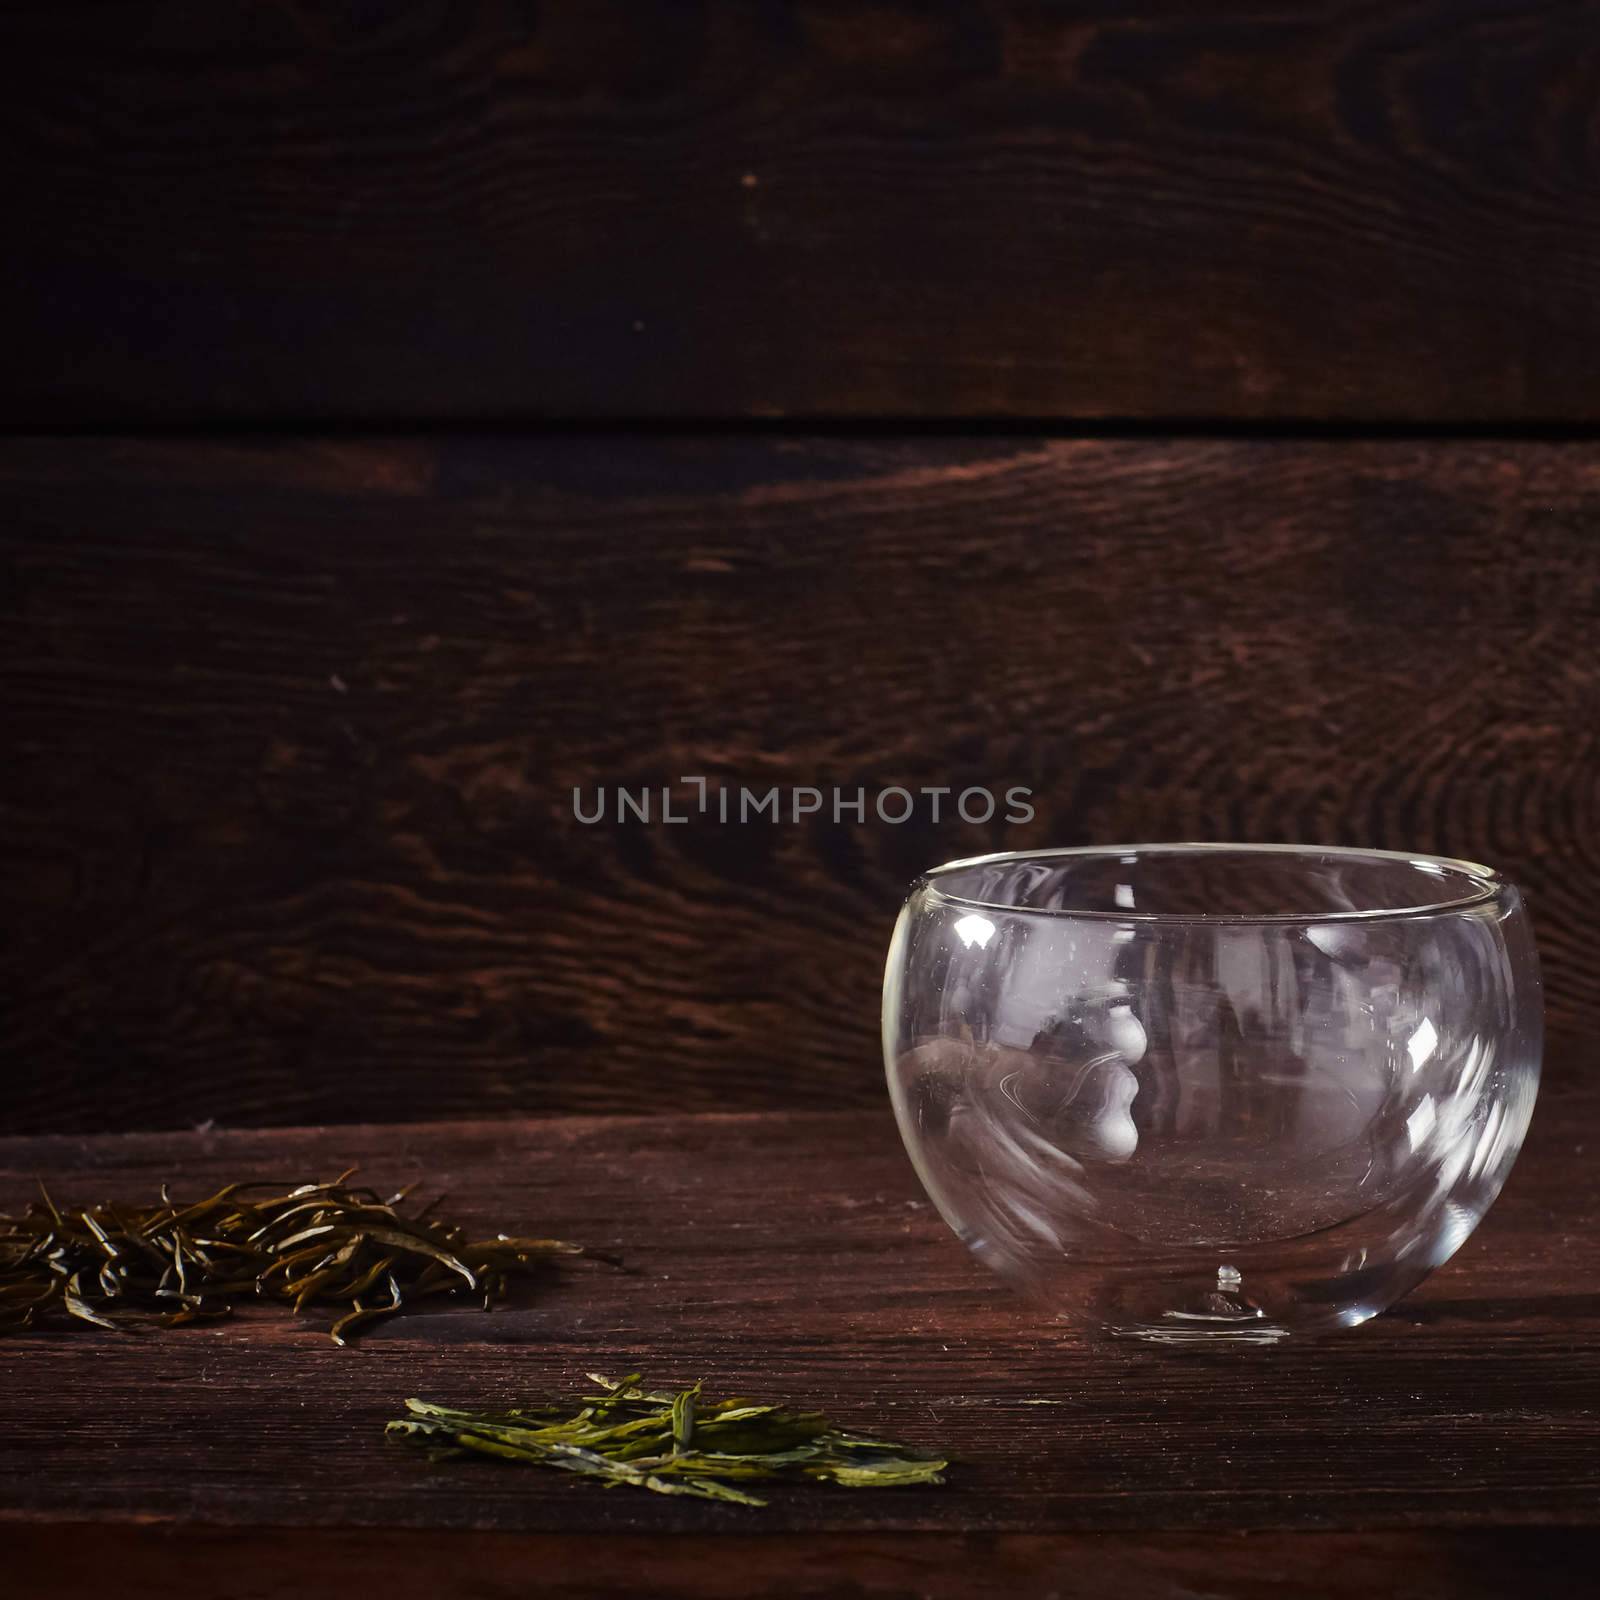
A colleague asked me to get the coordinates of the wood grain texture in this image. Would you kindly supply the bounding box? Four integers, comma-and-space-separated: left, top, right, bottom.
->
3, 0, 1600, 422
3, 434, 1599, 1133
2, 1105, 1598, 1537
12, 1526, 1600, 1600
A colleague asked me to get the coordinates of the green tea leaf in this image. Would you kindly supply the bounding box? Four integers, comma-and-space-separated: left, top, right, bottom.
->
388, 1375, 948, 1509
812, 1458, 949, 1488
671, 1384, 697, 1453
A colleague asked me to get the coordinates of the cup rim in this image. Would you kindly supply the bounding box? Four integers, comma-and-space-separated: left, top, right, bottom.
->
916, 842, 1508, 925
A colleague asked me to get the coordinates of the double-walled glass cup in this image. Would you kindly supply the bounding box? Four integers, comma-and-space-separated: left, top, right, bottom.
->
883, 845, 1541, 1343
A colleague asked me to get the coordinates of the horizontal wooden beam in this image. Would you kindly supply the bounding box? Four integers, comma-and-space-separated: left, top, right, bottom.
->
12, 1525, 1599, 1599
3, 435, 1597, 1131
2, 2, 1598, 422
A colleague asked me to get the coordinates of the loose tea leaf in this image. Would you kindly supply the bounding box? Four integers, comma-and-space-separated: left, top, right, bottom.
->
0, 1174, 611, 1344
387, 1373, 948, 1507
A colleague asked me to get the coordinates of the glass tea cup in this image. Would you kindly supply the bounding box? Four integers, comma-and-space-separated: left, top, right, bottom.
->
883, 845, 1541, 1344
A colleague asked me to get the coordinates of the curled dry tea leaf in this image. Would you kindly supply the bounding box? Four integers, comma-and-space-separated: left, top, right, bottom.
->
0, 1176, 610, 1344
387, 1373, 948, 1507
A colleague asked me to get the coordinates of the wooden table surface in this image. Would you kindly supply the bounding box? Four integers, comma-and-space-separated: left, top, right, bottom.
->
4, 1086, 1598, 1596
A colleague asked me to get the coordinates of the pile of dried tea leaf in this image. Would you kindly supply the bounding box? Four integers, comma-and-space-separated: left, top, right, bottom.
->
0, 1174, 609, 1344
387, 1373, 948, 1506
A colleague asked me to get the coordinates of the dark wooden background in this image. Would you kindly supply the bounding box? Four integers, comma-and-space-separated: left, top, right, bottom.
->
1, 0, 1598, 1136
4, 435, 1598, 1134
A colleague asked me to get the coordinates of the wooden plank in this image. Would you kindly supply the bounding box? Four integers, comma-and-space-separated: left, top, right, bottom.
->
11, 1525, 1600, 1600
1, 1106, 1598, 1535
3, 2, 1600, 422
3, 435, 1598, 1132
